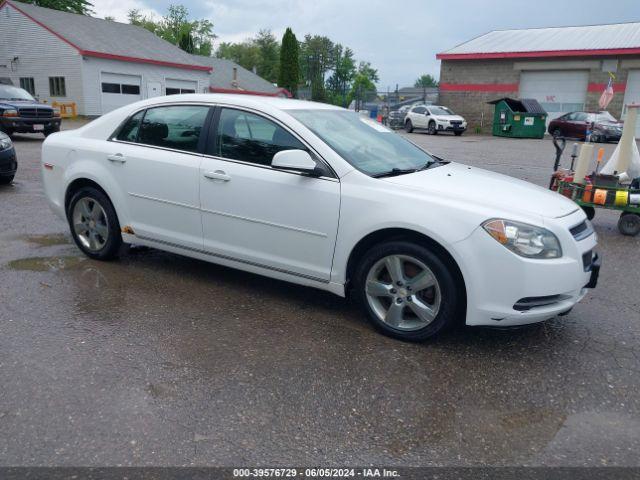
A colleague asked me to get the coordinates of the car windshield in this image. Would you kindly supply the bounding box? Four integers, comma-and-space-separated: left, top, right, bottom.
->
0, 85, 34, 101
429, 106, 454, 116
288, 109, 436, 177
594, 112, 617, 123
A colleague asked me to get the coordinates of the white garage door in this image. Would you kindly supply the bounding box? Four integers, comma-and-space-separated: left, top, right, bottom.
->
101, 72, 142, 114
622, 69, 640, 138
519, 71, 589, 126
166, 78, 198, 95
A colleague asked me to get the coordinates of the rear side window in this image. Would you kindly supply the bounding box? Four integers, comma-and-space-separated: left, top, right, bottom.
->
137, 105, 209, 153
116, 110, 144, 142
214, 108, 306, 166
412, 106, 426, 114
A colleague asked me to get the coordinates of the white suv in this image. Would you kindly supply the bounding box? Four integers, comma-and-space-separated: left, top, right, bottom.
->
405, 105, 467, 136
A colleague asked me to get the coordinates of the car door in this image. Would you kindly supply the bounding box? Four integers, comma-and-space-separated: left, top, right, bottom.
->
108, 104, 211, 249
199, 107, 340, 282
412, 106, 427, 127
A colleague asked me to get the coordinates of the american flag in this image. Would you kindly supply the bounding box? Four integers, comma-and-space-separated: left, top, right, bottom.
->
599, 77, 614, 110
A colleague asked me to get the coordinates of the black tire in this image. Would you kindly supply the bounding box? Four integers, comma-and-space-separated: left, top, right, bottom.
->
0, 175, 14, 185
591, 133, 600, 143
618, 212, 640, 237
354, 240, 464, 342
552, 129, 562, 139
581, 206, 595, 220
454, 131, 463, 136
428, 121, 437, 135
67, 186, 123, 260
404, 120, 413, 133
44, 126, 60, 137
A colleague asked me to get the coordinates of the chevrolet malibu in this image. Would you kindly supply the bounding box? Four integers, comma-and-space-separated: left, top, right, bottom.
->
42, 95, 599, 341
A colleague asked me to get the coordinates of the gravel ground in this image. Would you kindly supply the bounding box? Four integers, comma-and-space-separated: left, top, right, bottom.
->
0, 123, 639, 467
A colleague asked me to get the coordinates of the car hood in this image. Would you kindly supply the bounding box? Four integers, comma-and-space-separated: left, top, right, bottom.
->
382, 162, 578, 219
0, 99, 52, 109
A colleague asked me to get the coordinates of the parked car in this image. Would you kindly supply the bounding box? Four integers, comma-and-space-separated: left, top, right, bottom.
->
387, 106, 410, 129
0, 84, 61, 138
405, 105, 467, 136
548, 111, 622, 142
0, 131, 16, 184
42, 95, 598, 341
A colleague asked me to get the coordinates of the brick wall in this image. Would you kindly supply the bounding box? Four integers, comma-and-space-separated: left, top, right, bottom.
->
438, 56, 639, 131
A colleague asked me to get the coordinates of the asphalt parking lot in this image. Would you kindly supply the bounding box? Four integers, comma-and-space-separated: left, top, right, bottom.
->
1, 125, 639, 467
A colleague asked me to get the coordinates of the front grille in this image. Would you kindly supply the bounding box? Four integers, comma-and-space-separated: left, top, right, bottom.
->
513, 294, 569, 311
18, 107, 53, 119
570, 220, 594, 241
450, 120, 462, 126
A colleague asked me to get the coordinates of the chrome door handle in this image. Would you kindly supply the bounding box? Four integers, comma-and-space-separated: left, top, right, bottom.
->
107, 153, 126, 163
204, 170, 231, 182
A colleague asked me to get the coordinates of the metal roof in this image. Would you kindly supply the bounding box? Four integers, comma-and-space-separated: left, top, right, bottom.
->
3, 0, 211, 71
438, 22, 640, 59
191, 56, 286, 95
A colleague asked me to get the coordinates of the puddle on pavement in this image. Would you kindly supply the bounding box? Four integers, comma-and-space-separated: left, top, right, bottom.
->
22, 233, 70, 247
7, 255, 85, 272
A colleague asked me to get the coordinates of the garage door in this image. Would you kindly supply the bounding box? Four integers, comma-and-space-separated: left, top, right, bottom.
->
166, 79, 198, 95
622, 69, 640, 138
519, 71, 589, 126
101, 72, 142, 114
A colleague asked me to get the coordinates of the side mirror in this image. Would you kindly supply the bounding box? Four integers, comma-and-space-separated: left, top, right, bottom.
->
272, 149, 320, 176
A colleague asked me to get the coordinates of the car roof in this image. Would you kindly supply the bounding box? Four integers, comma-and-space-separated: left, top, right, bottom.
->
141, 93, 344, 112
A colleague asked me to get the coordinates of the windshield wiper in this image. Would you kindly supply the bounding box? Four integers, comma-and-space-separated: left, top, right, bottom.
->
371, 167, 420, 178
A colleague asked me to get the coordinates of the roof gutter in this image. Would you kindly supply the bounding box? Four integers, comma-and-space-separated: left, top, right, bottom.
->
209, 87, 292, 98
437, 47, 640, 60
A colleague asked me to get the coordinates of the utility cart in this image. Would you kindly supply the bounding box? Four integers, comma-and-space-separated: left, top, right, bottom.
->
549, 137, 640, 236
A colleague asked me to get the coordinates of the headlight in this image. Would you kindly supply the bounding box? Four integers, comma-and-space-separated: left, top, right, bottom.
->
2, 109, 18, 118
0, 134, 12, 151
52, 108, 61, 117
482, 219, 562, 259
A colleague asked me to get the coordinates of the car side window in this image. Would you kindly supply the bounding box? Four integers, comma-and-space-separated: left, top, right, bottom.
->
116, 110, 144, 142
574, 112, 588, 122
565, 113, 577, 121
137, 105, 209, 153
413, 107, 425, 114
215, 108, 306, 166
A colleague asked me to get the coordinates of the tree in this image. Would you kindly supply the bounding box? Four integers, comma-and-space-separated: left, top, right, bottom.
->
356, 61, 379, 83
299, 35, 334, 102
278, 28, 300, 97
16, 0, 92, 14
128, 5, 215, 56
326, 45, 356, 106
216, 30, 279, 83
414, 74, 438, 88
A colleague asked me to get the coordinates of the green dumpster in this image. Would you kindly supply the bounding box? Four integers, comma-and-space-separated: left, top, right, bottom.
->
488, 97, 547, 139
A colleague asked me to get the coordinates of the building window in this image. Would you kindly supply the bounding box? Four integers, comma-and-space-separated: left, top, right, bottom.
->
49, 77, 66, 97
101, 83, 121, 94
166, 87, 196, 95
102, 83, 140, 95
121, 84, 140, 95
19, 77, 35, 95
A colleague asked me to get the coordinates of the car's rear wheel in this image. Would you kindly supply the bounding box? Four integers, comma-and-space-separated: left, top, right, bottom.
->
67, 186, 122, 260
404, 120, 413, 133
354, 241, 463, 341
618, 212, 640, 237
454, 131, 463, 136
552, 128, 562, 138
0, 175, 14, 185
428, 121, 437, 135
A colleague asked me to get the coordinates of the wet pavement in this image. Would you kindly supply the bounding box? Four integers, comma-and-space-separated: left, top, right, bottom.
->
1, 127, 639, 467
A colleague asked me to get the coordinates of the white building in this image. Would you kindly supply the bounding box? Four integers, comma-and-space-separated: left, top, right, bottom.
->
0, 0, 212, 115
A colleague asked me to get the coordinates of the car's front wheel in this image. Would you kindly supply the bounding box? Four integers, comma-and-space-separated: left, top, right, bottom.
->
404, 120, 413, 133
44, 126, 60, 137
0, 175, 14, 185
354, 241, 463, 341
67, 186, 123, 260
428, 121, 437, 135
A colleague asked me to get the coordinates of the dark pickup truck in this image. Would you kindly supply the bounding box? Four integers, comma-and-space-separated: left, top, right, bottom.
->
0, 84, 61, 138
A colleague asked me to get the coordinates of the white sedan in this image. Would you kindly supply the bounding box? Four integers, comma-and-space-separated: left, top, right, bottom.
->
42, 94, 599, 341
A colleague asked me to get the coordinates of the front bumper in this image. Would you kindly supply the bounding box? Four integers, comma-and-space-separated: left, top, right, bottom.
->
0, 146, 17, 177
437, 122, 466, 132
455, 212, 598, 327
1, 117, 61, 133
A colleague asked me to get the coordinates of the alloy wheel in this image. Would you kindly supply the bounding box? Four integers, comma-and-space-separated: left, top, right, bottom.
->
72, 197, 109, 252
365, 254, 441, 331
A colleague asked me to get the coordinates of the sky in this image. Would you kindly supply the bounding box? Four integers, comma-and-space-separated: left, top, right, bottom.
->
93, 0, 640, 89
